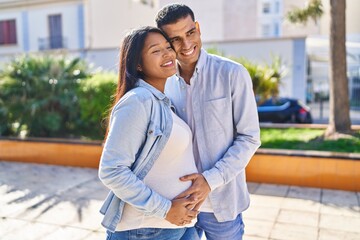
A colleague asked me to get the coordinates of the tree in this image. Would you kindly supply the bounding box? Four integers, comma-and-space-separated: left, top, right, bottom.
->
287, 0, 353, 138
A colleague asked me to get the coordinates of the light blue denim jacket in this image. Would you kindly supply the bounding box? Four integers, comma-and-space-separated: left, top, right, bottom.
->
165, 49, 261, 222
98, 80, 173, 232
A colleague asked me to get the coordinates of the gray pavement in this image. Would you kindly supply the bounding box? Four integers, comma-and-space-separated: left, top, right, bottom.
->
1, 161, 359, 240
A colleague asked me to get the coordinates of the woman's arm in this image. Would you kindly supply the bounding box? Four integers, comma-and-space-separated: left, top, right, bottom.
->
99, 95, 170, 218
98, 94, 197, 223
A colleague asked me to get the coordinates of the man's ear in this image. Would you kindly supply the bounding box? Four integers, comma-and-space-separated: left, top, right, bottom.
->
195, 21, 201, 35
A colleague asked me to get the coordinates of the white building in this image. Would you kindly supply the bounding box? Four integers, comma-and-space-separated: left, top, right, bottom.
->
1, 0, 360, 106
0, 0, 84, 60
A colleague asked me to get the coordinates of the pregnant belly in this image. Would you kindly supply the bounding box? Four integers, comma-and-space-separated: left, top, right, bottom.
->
144, 173, 193, 200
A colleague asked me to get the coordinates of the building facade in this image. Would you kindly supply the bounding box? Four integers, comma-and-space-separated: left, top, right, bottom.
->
0, 0, 84, 61
1, 0, 360, 111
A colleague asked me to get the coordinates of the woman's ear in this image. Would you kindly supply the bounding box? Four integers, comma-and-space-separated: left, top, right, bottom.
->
137, 65, 142, 72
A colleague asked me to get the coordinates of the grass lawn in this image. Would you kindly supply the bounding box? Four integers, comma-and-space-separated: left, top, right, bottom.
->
260, 128, 360, 153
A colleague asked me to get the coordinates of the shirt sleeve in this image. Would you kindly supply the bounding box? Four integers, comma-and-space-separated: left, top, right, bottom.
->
98, 94, 171, 218
202, 65, 261, 191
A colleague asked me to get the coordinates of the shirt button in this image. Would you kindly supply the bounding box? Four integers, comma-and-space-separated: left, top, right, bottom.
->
182, 108, 185, 112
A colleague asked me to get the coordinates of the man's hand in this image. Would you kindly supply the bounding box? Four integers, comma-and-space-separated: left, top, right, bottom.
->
165, 197, 199, 226
175, 173, 211, 211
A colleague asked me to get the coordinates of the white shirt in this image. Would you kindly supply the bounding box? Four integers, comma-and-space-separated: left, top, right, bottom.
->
116, 112, 198, 230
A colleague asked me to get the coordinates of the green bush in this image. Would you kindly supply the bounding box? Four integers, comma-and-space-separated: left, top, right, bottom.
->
0, 54, 116, 140
206, 48, 286, 103
77, 72, 117, 140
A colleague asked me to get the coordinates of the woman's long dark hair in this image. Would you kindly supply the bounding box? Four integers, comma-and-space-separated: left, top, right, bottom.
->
104, 26, 172, 138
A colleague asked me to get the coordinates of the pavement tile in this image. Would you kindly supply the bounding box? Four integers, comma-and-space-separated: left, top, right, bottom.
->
22, 198, 102, 230
63, 178, 108, 201
243, 205, 279, 222
277, 209, 319, 227
247, 182, 260, 194
0, 188, 48, 217
250, 194, 284, 208
81, 231, 106, 240
270, 222, 318, 240
287, 186, 321, 202
0, 217, 28, 236
66, 199, 104, 230
318, 228, 360, 240
1, 220, 58, 240
319, 214, 360, 233
254, 183, 289, 197
320, 204, 360, 217
320, 189, 359, 217
2, 161, 360, 240
244, 219, 274, 239
322, 189, 359, 207
37, 226, 91, 240
244, 236, 269, 240
281, 197, 321, 213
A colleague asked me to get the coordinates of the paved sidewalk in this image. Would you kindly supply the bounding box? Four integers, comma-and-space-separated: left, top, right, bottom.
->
0, 161, 359, 240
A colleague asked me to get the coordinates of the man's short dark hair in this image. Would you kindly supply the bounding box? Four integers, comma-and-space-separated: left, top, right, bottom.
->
155, 3, 195, 28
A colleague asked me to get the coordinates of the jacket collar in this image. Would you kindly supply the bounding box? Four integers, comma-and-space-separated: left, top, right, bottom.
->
137, 79, 171, 105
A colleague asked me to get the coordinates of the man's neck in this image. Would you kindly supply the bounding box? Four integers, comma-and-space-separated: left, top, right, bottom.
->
178, 62, 196, 85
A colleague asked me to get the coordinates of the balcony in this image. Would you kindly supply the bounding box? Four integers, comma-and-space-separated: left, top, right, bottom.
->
38, 36, 67, 50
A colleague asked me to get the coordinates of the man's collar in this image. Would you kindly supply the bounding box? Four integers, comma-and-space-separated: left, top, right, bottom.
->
175, 48, 207, 79
195, 48, 207, 73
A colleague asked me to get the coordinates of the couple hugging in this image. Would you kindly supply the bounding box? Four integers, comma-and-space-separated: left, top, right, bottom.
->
98, 3, 261, 240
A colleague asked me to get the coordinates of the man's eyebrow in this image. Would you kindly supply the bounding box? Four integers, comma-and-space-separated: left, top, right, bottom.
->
186, 27, 196, 34
169, 27, 197, 40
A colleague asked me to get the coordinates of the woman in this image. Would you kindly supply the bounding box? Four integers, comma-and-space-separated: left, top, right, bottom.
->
98, 26, 200, 240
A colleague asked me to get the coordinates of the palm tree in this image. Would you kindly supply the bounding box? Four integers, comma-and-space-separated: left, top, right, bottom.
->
287, 0, 353, 138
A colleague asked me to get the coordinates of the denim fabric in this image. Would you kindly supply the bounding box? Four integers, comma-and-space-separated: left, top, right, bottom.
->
195, 213, 244, 240
99, 80, 174, 232
165, 49, 261, 221
106, 227, 199, 240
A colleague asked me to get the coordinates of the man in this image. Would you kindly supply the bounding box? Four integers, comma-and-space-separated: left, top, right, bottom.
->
156, 4, 261, 240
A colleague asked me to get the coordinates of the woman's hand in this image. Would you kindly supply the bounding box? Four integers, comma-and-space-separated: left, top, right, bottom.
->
165, 197, 199, 226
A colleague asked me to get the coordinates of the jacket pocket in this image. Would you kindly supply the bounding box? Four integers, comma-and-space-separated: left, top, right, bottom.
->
132, 122, 163, 173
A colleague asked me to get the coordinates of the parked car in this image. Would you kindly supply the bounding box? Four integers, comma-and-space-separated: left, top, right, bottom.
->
257, 97, 313, 123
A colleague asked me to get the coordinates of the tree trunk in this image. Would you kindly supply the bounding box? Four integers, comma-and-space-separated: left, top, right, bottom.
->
326, 0, 352, 137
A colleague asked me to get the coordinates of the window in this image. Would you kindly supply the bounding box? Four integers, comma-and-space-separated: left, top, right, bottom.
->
262, 24, 271, 37
48, 14, 63, 49
0, 19, 17, 45
275, 1, 280, 14
263, 2, 271, 14
274, 22, 280, 36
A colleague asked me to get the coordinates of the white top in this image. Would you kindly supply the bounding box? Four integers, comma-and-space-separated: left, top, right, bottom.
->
116, 112, 198, 231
